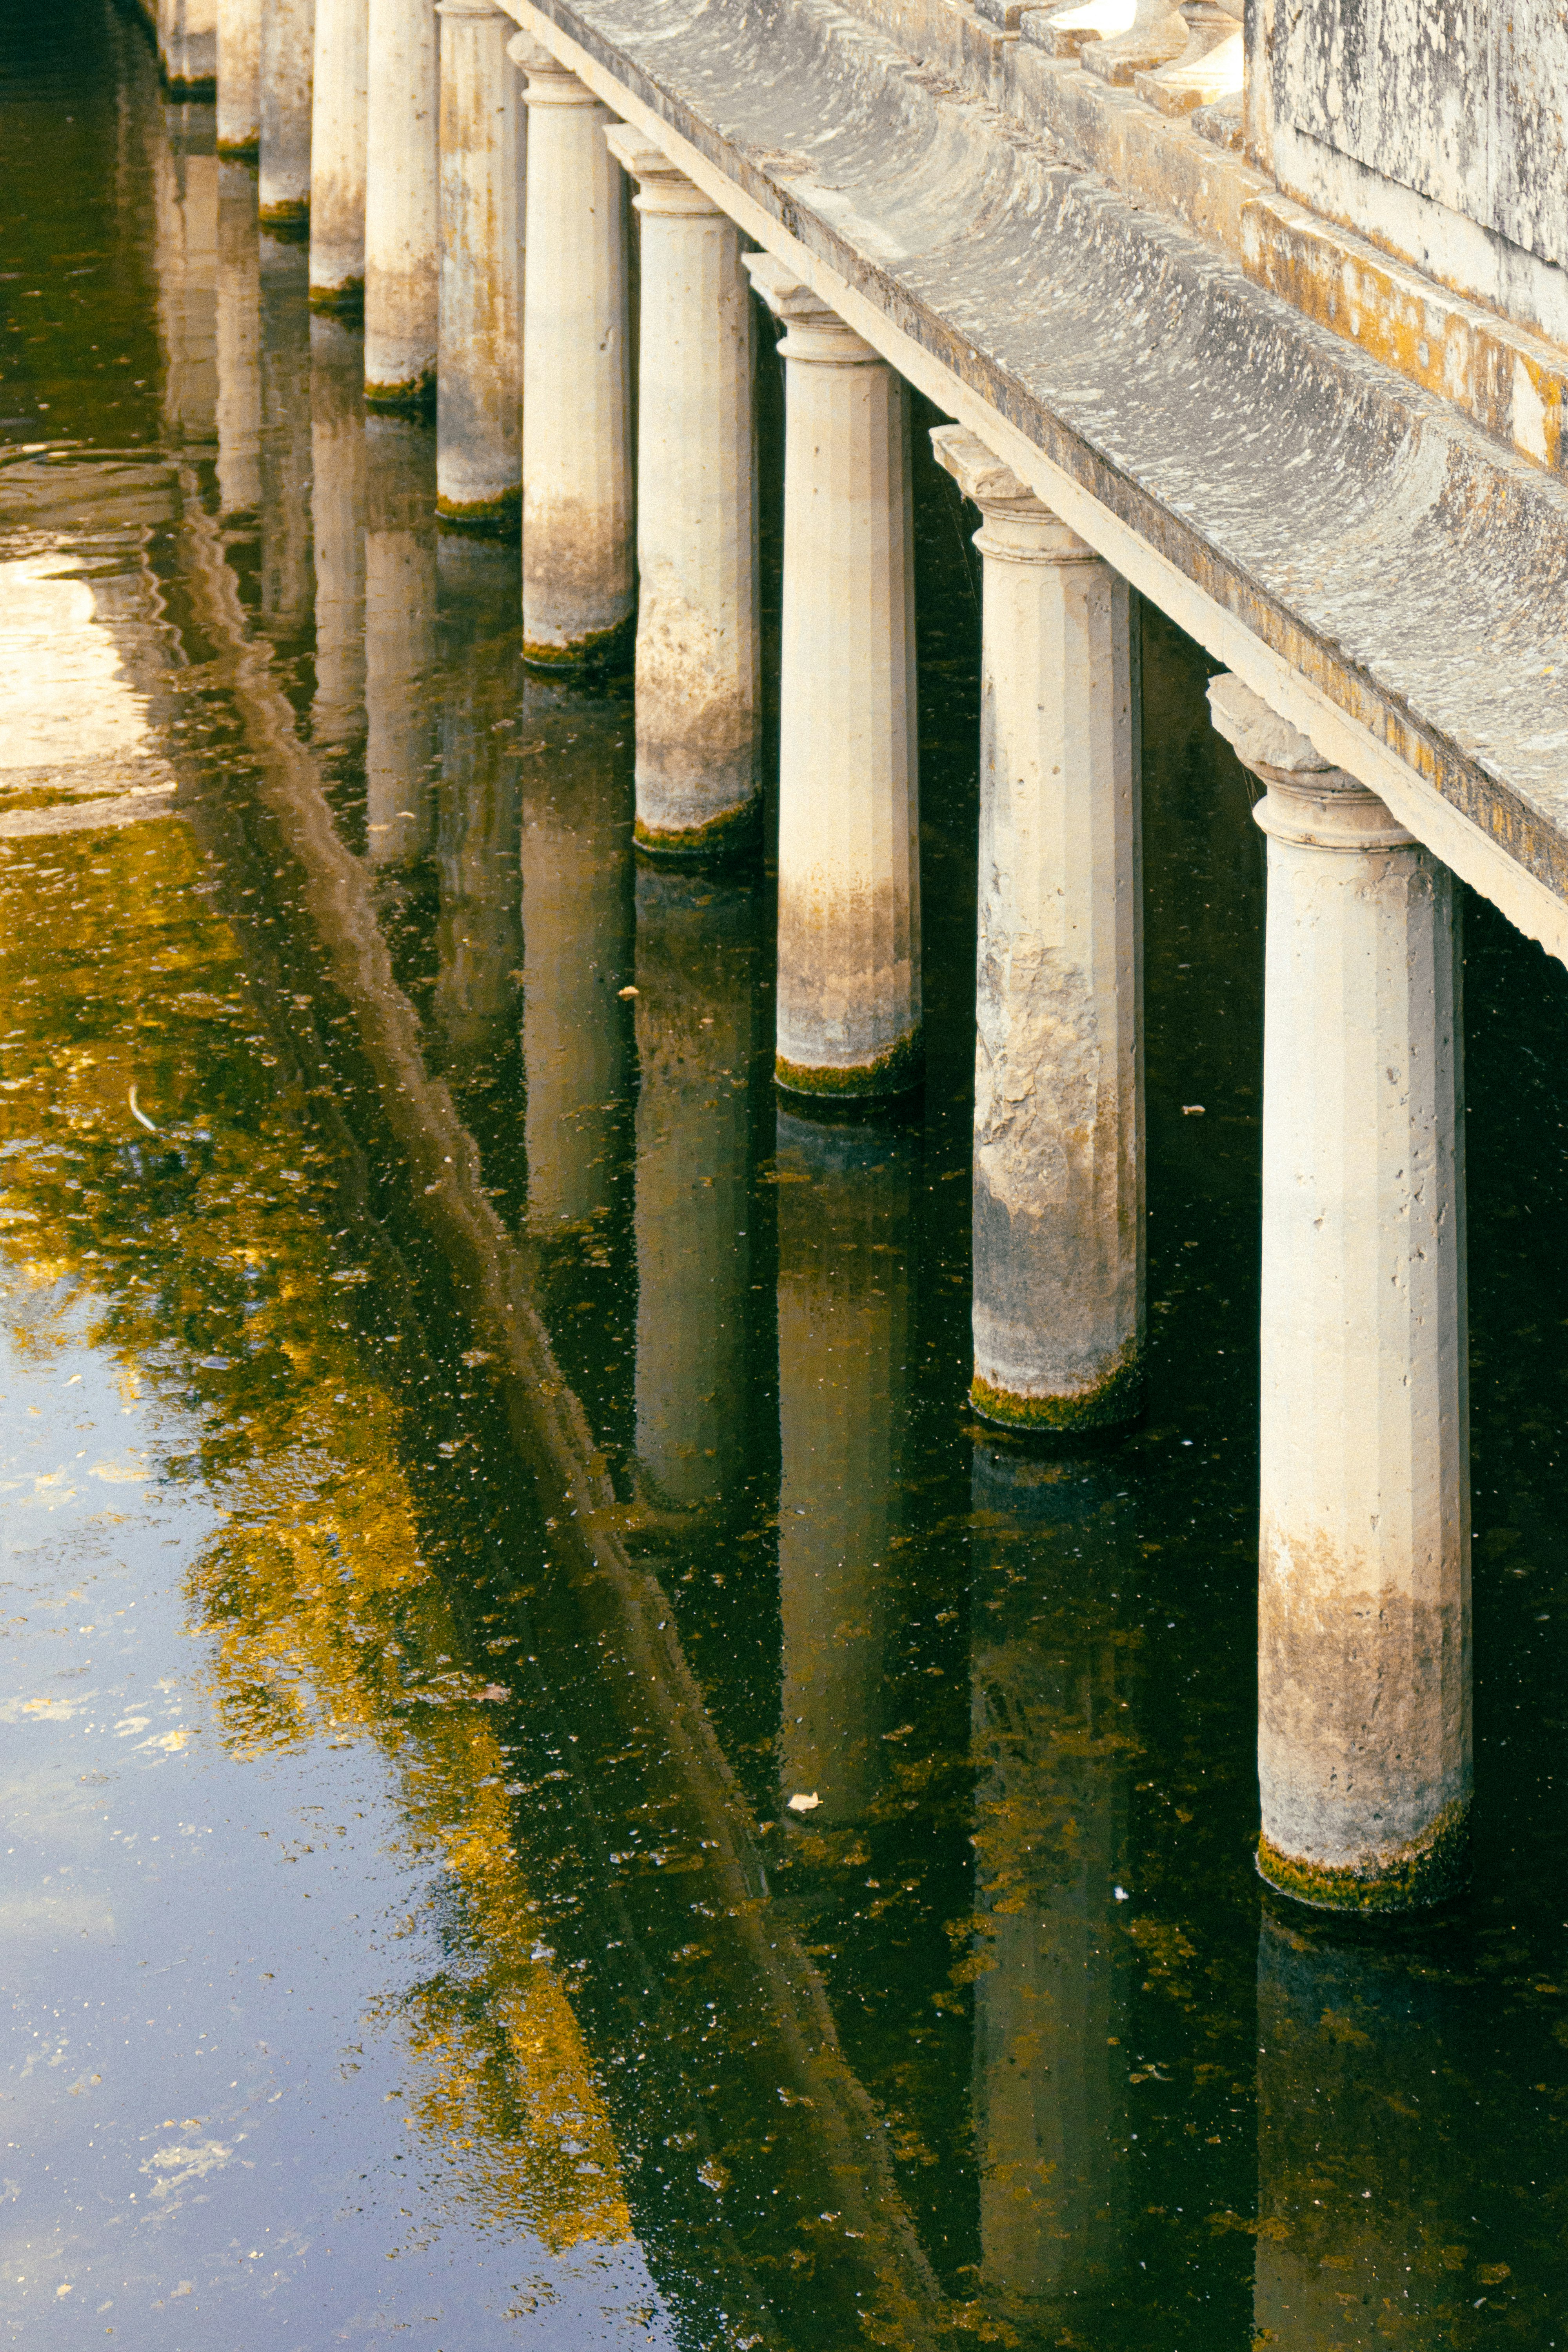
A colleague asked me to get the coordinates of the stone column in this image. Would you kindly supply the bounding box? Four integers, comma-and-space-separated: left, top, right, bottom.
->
605, 131, 760, 862
215, 157, 262, 514
166, 0, 218, 93
745, 254, 919, 1102
933, 425, 1143, 1434
364, 418, 438, 875
364, 0, 439, 410
518, 45, 634, 669
1208, 673, 1470, 1911
258, 0, 315, 236
776, 1113, 916, 1832
309, 311, 367, 774
435, 5, 523, 531
632, 870, 758, 1511
308, 0, 367, 311
216, 0, 261, 155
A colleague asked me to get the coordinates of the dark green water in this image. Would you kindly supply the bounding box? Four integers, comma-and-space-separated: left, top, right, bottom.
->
2, 7, 1568, 2347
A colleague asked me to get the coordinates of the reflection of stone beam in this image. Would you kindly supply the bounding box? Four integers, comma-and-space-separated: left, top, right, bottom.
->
174, 469, 944, 2347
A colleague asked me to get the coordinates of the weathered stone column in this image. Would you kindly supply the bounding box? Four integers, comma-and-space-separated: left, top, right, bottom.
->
258, 0, 315, 236
632, 869, 758, 1511
215, 157, 263, 514
745, 255, 919, 1101
776, 1114, 916, 1831
308, 0, 367, 311
364, 418, 438, 874
164, 0, 218, 93
934, 426, 1143, 1434
434, 5, 523, 530
309, 312, 367, 771
518, 46, 634, 668
1209, 673, 1470, 1911
605, 131, 760, 862
364, 0, 439, 409
216, 0, 261, 155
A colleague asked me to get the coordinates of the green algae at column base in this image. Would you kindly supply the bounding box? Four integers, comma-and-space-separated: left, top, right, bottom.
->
309, 277, 366, 320
633, 796, 761, 867
366, 369, 437, 418
436, 483, 522, 538
522, 611, 635, 676
258, 200, 311, 242
969, 1345, 1145, 1438
1257, 1795, 1472, 1914
774, 1025, 923, 1105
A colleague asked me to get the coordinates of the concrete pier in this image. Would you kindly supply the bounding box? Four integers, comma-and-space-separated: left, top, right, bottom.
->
307, 0, 367, 311
309, 313, 368, 774
1210, 674, 1470, 1912
776, 1113, 916, 1831
257, 0, 314, 236
606, 132, 761, 863
933, 426, 1143, 1434
434, 5, 523, 532
632, 870, 757, 1511
215, 0, 260, 154
364, 0, 439, 410
518, 45, 634, 670
746, 255, 919, 1102
364, 419, 439, 875
215, 158, 262, 516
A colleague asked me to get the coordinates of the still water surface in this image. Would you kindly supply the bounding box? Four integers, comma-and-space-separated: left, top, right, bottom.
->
3, 7, 1568, 2347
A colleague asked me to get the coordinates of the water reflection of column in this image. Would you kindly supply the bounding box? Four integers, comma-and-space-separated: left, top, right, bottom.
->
776, 1115, 916, 1828
968, 1445, 1136, 2323
364, 418, 439, 870
432, 538, 524, 1081
309, 312, 367, 771
632, 870, 757, 1510
152, 107, 219, 443
258, 0, 315, 235
258, 231, 315, 638
1254, 1914, 1466, 2342
519, 684, 634, 1228
215, 159, 262, 516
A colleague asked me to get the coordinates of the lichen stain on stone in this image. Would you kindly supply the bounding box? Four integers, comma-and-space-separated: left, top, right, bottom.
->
975, 934, 1098, 1212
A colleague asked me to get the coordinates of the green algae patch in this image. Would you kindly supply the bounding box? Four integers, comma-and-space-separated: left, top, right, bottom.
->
1257, 1796, 1471, 1914
365, 368, 437, 420
437, 483, 522, 539
522, 612, 634, 677
774, 1027, 923, 1103
309, 276, 365, 320
970, 1347, 1145, 1437
258, 202, 311, 244
633, 796, 761, 867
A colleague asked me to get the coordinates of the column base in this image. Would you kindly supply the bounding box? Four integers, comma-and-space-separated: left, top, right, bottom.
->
258, 203, 311, 243
216, 139, 261, 162
1256, 1798, 1470, 1914
634, 797, 761, 867
436, 485, 522, 539
163, 75, 218, 100
970, 1350, 1144, 1438
309, 279, 365, 319
522, 612, 635, 675
775, 1028, 922, 1105
365, 370, 436, 418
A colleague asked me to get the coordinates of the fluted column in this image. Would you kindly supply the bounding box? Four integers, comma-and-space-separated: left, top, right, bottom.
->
308, 0, 367, 310
632, 871, 758, 1511
934, 426, 1143, 1434
1209, 673, 1469, 1912
364, 0, 439, 409
776, 1113, 916, 1830
309, 312, 367, 772
258, 0, 315, 236
518, 45, 634, 669
606, 131, 760, 862
434, 5, 523, 530
745, 254, 920, 1101
364, 418, 438, 873
216, 0, 261, 154
215, 158, 262, 513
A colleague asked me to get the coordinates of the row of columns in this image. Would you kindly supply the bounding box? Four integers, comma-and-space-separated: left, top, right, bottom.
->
209, 14, 1470, 1916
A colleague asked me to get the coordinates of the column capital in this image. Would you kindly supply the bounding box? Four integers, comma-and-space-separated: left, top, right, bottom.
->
744, 252, 878, 364
930, 425, 1097, 563
603, 124, 722, 216
436, 1, 511, 19
1208, 673, 1414, 851
505, 29, 556, 69
516, 46, 599, 104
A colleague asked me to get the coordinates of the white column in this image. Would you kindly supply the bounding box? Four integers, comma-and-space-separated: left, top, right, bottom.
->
1208, 673, 1470, 1912
605, 131, 760, 862
518, 46, 634, 668
745, 254, 919, 1101
933, 425, 1143, 1434
310, 312, 367, 768
258, 0, 315, 235
776, 1113, 914, 1831
215, 157, 262, 513
434, 6, 523, 529
308, 0, 368, 311
364, 418, 439, 872
167, 0, 218, 89
364, 0, 439, 409
216, 0, 261, 154
632, 871, 757, 1511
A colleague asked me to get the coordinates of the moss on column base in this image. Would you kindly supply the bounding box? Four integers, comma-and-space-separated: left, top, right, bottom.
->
216, 139, 260, 162
970, 1349, 1145, 1437
258, 203, 311, 244
634, 797, 761, 867
309, 278, 365, 320
1257, 1796, 1470, 1914
164, 75, 217, 100
437, 486, 522, 539
365, 371, 436, 418
775, 1027, 923, 1103
522, 612, 635, 676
